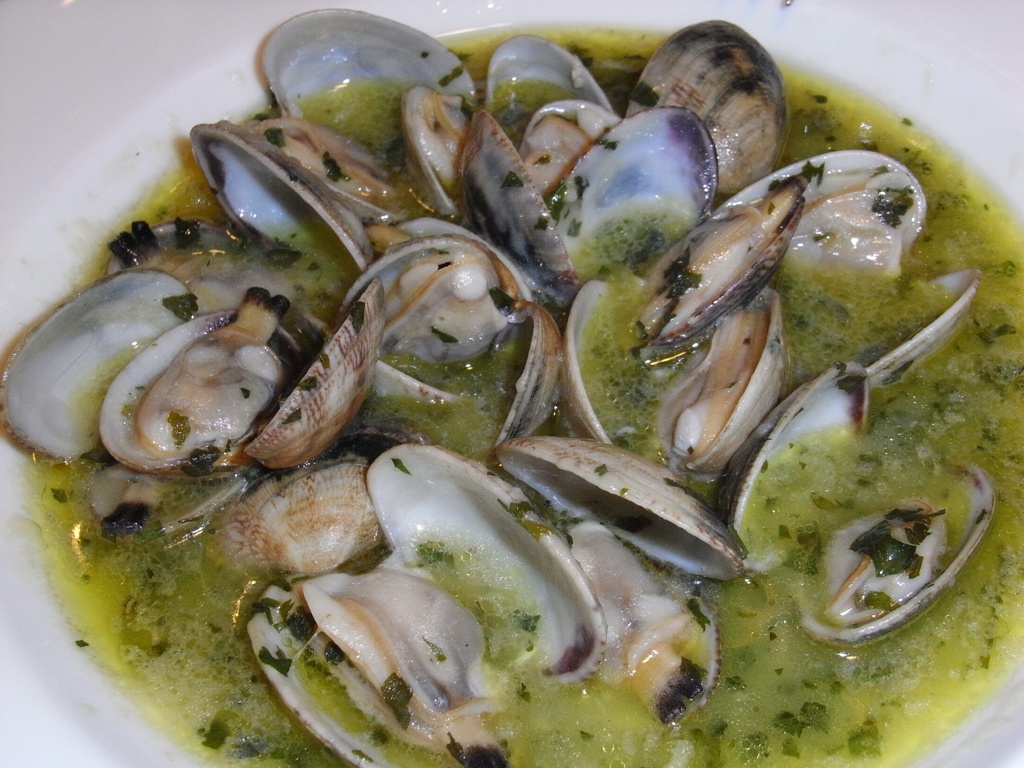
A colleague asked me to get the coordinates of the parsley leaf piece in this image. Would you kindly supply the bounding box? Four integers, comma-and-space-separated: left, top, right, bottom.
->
162, 293, 199, 322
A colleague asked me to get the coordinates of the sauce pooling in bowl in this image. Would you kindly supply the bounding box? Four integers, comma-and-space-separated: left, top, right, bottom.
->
23, 24, 1024, 768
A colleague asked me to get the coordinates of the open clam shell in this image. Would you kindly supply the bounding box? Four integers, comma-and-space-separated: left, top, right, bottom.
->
721, 361, 871, 568
496, 436, 744, 579
486, 35, 613, 144
519, 99, 621, 197
366, 442, 607, 681
726, 149, 926, 274
560, 279, 612, 442
659, 287, 786, 477
865, 268, 981, 387
553, 106, 717, 280
637, 174, 806, 358
569, 520, 721, 723
802, 465, 996, 644
250, 570, 508, 768
245, 279, 386, 469
1, 269, 190, 459
190, 121, 373, 268
262, 8, 474, 118
461, 109, 580, 307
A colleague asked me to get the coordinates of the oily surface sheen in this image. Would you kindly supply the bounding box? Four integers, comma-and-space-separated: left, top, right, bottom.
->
26, 26, 1024, 768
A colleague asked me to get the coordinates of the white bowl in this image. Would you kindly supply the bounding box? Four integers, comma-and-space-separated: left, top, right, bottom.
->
1, 1, 1022, 766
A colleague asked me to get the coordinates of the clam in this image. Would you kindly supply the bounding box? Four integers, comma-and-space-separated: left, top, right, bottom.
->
105, 219, 300, 314
89, 463, 252, 544
518, 99, 621, 197
99, 287, 290, 475
262, 8, 474, 123
221, 458, 382, 572
347, 234, 519, 363
628, 20, 787, 195
552, 106, 718, 279
569, 520, 721, 723
461, 109, 581, 307
865, 268, 980, 387
401, 86, 470, 218
560, 279, 612, 442
722, 361, 871, 569
1, 269, 192, 460
726, 149, 927, 274
486, 35, 613, 144
244, 278, 386, 469
366, 442, 607, 681
496, 436, 744, 579
637, 175, 806, 359
190, 121, 373, 268
802, 465, 995, 643
658, 288, 786, 477
250, 569, 509, 767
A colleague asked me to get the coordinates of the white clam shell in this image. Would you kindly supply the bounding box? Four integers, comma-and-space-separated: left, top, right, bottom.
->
497, 436, 744, 579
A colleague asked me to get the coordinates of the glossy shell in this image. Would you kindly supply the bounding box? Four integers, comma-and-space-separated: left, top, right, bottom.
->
629, 20, 786, 195
1, 269, 190, 459
497, 436, 744, 579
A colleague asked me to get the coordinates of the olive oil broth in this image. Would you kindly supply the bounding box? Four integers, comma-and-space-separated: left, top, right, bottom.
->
25, 25, 1024, 768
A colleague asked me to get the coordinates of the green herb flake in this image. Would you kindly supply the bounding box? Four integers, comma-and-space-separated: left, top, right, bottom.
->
392, 457, 411, 474
850, 520, 920, 577
297, 376, 319, 392
663, 250, 703, 297
567, 219, 582, 237
51, 488, 69, 503
501, 170, 524, 188
594, 464, 609, 476
201, 715, 231, 750
240, 387, 251, 399
513, 609, 541, 633
863, 590, 899, 611
167, 411, 191, 448
282, 409, 302, 425
979, 322, 1017, 345
687, 598, 711, 631
872, 186, 914, 227
349, 300, 366, 333
507, 500, 532, 520
800, 160, 826, 186
380, 673, 413, 729
263, 127, 286, 147
630, 81, 659, 107
437, 64, 464, 88
258, 646, 292, 676
848, 720, 882, 757
431, 326, 459, 343
162, 293, 199, 322
75, 639, 89, 648
423, 636, 447, 663
547, 179, 568, 221
321, 151, 349, 182
416, 540, 455, 568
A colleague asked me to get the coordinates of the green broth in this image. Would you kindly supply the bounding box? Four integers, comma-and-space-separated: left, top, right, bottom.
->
25, 26, 1024, 768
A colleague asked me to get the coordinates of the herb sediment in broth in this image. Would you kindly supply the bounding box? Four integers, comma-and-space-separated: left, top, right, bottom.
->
26, 25, 1024, 768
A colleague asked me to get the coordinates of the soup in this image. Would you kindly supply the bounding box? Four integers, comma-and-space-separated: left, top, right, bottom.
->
15, 19, 1024, 768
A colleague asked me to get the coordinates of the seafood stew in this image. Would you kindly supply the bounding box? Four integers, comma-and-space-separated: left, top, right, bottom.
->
2, 4, 1024, 768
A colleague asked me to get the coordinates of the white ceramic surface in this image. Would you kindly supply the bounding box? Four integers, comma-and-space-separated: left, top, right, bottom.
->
0, 1, 1022, 766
